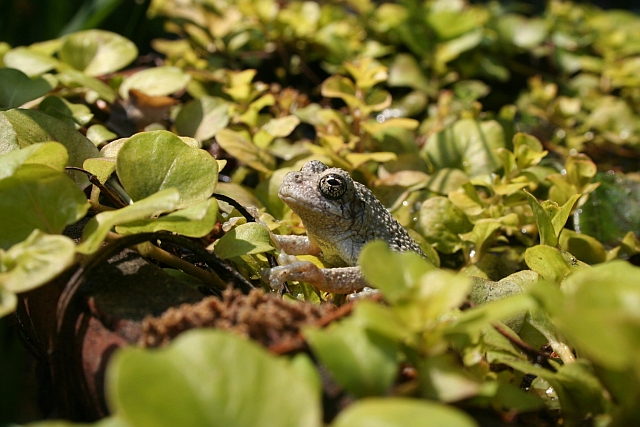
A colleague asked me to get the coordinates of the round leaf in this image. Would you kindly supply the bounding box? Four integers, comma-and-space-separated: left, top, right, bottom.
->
0, 230, 76, 293
0, 141, 68, 180
0, 68, 54, 110
417, 196, 473, 254
213, 222, 274, 259
0, 109, 100, 187
78, 188, 181, 255
332, 398, 478, 427
107, 329, 321, 427
119, 66, 191, 99
39, 95, 93, 128
59, 30, 137, 76
304, 317, 399, 397
116, 130, 218, 208
3, 47, 59, 77
116, 199, 219, 238
422, 119, 506, 177
0, 164, 89, 249
174, 96, 230, 141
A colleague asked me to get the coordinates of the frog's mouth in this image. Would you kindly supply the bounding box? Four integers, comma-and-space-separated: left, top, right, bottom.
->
279, 192, 344, 219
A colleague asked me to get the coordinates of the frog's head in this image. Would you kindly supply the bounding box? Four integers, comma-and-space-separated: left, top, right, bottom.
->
278, 160, 362, 232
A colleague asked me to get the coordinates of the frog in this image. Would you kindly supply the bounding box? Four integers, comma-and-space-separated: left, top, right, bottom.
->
263, 160, 425, 294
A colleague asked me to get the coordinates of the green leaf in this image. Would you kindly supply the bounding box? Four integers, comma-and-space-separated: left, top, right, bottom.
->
435, 29, 483, 70
321, 75, 360, 110
0, 230, 76, 293
344, 58, 388, 90
56, 67, 117, 103
116, 198, 219, 238
116, 130, 218, 208
497, 15, 548, 49
573, 172, 640, 246
107, 329, 321, 427
344, 152, 397, 169
174, 96, 230, 142
468, 270, 539, 331
77, 188, 180, 254
559, 229, 607, 264
215, 129, 275, 174
500, 358, 609, 423
3, 46, 59, 77
422, 119, 506, 177
0, 68, 54, 110
39, 95, 93, 128
0, 164, 89, 249
261, 115, 301, 138
359, 241, 436, 303
213, 222, 274, 259
86, 124, 117, 146
0, 141, 68, 180
0, 109, 100, 187
523, 190, 557, 246
83, 157, 116, 184
550, 194, 580, 240
416, 196, 473, 254
555, 261, 640, 371
331, 397, 477, 427
350, 300, 411, 342
387, 53, 431, 92
305, 316, 399, 397
59, 30, 137, 76
524, 245, 574, 284
460, 219, 502, 258
420, 353, 482, 402
119, 66, 191, 99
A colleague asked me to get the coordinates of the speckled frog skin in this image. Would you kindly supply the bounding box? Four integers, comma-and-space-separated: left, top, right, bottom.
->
264, 160, 425, 294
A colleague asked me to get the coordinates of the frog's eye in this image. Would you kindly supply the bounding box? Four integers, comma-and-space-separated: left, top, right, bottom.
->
319, 174, 347, 200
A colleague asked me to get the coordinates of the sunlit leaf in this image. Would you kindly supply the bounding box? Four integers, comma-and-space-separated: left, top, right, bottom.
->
215, 129, 275, 173
107, 329, 321, 427
0, 230, 76, 293
78, 188, 180, 254
0, 141, 68, 180
119, 66, 191, 99
524, 245, 574, 284
174, 96, 230, 141
116, 199, 219, 238
0, 164, 89, 249
556, 261, 640, 371
86, 124, 117, 146
359, 241, 436, 303
416, 196, 473, 254
305, 315, 399, 398
213, 222, 274, 259
39, 95, 93, 128
3, 46, 59, 77
331, 397, 477, 427
59, 30, 137, 76
116, 130, 218, 207
0, 109, 99, 187
422, 119, 506, 177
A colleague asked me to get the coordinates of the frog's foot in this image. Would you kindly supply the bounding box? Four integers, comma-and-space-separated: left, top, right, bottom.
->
262, 261, 369, 294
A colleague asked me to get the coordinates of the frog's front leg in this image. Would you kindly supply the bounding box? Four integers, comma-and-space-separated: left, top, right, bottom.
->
263, 261, 368, 294
270, 233, 319, 255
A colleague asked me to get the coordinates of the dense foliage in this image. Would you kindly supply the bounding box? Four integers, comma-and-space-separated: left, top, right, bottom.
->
2, 0, 640, 425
